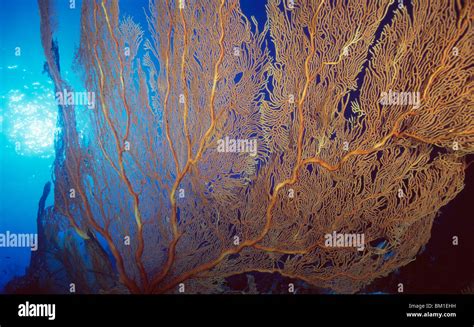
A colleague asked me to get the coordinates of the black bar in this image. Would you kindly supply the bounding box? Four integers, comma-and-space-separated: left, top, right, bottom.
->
0, 294, 472, 326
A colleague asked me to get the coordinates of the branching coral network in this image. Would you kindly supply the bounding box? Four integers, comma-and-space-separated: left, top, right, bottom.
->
36, 0, 473, 294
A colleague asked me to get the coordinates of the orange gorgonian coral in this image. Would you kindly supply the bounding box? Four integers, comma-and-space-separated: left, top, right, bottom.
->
35, 0, 473, 294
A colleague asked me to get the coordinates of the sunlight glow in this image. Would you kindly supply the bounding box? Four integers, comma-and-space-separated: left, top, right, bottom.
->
5, 89, 57, 158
